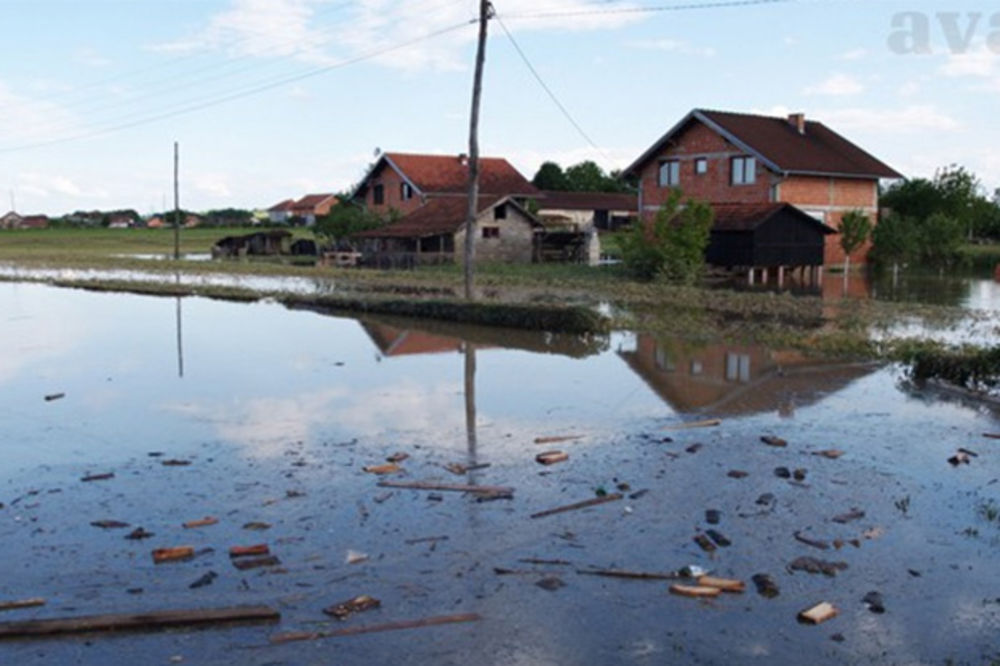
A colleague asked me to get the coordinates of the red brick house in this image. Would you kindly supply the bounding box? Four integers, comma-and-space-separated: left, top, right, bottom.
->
622, 109, 903, 266
352, 152, 539, 217
291, 193, 338, 225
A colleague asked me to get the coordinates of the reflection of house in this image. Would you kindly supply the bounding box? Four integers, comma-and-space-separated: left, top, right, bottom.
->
355, 196, 542, 267
620, 334, 877, 416
623, 109, 902, 266
534, 191, 638, 265
291, 193, 337, 226
1, 211, 49, 229
268, 199, 295, 224
362, 321, 465, 357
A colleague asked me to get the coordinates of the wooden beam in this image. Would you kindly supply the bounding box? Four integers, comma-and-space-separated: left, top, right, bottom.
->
270, 612, 481, 644
0, 605, 280, 639
530, 493, 623, 519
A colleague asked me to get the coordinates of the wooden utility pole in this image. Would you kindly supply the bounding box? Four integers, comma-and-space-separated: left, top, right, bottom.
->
173, 141, 180, 260
463, 0, 492, 301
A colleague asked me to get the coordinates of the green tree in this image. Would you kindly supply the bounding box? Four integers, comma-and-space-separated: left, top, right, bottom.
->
565, 161, 607, 192
870, 212, 915, 269
532, 161, 569, 190
619, 191, 713, 283
839, 210, 872, 273
314, 199, 385, 247
915, 212, 964, 266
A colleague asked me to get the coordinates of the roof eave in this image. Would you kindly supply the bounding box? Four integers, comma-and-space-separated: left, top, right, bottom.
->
783, 168, 904, 181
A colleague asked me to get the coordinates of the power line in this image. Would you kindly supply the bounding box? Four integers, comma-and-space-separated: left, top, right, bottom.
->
502, 0, 792, 20
494, 12, 612, 163
0, 19, 477, 155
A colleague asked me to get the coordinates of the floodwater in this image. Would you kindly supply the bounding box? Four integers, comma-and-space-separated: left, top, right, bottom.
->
1, 280, 999, 665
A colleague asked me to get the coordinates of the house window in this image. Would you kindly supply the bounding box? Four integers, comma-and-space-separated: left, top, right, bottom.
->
400, 183, 413, 201
725, 353, 751, 383
690, 360, 703, 376
373, 184, 384, 205
482, 226, 500, 239
654, 345, 675, 372
695, 158, 708, 175
494, 204, 507, 220
731, 156, 756, 185
658, 160, 680, 187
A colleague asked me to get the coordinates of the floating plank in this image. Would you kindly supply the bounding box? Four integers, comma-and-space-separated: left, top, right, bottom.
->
183, 517, 218, 529
43, 393, 65, 402
983, 433, 1000, 440
812, 449, 844, 459
270, 612, 481, 644
530, 493, 623, 520
363, 464, 401, 475
799, 602, 839, 625
81, 473, 114, 482
535, 451, 569, 465
661, 419, 720, 431
669, 584, 721, 598
0, 605, 279, 639
152, 547, 194, 564
232, 555, 281, 571
0, 599, 45, 612
533, 435, 584, 445
696, 576, 745, 593
377, 480, 513, 495
229, 544, 269, 558
576, 569, 680, 581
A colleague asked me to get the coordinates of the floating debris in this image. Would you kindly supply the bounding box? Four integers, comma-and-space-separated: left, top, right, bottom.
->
669, 584, 720, 598
242, 522, 271, 531
125, 527, 154, 540
269, 613, 480, 644
536, 577, 566, 591
813, 449, 845, 459
535, 451, 569, 466
91, 520, 130, 529
706, 530, 731, 548
386, 453, 409, 463
530, 493, 623, 520
0, 598, 45, 612
662, 419, 721, 431
862, 591, 885, 614
323, 595, 380, 620
183, 517, 218, 529
793, 530, 830, 550
232, 556, 281, 571
161, 459, 191, 467
230, 544, 269, 558
761, 435, 787, 447
705, 509, 720, 525
363, 464, 400, 475
696, 576, 744, 593
751, 574, 780, 598
799, 602, 838, 625
692, 534, 716, 553
81, 472, 114, 482
346, 550, 369, 565
152, 547, 195, 564
727, 470, 748, 479
534, 435, 584, 445
788, 556, 849, 577
189, 571, 218, 589
832, 509, 865, 524
43, 393, 65, 402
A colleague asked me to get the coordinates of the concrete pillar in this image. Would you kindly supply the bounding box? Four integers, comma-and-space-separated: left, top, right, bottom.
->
761, 267, 769, 285
777, 266, 785, 289
817, 266, 824, 285
748, 268, 755, 286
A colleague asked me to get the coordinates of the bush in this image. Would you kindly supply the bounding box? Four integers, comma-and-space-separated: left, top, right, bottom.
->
619, 191, 713, 283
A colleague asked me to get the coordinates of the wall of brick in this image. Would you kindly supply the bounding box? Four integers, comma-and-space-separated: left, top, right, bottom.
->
362, 163, 424, 217
777, 176, 878, 265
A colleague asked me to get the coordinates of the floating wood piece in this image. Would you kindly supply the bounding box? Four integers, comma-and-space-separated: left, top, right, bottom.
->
183, 517, 218, 529
405, 536, 449, 546
520, 558, 571, 566
346, 550, 368, 565
493, 567, 556, 576
576, 568, 680, 581
229, 544, 269, 558
530, 493, 623, 520
751, 574, 780, 598
81, 472, 114, 482
535, 451, 569, 466
692, 534, 716, 553
705, 530, 731, 547
661, 419, 721, 431
386, 452, 409, 463
242, 522, 271, 531
696, 576, 745, 593
761, 435, 787, 447
798, 602, 838, 625
189, 571, 217, 590
727, 470, 748, 479
363, 463, 401, 475
832, 508, 865, 524
269, 612, 482, 644
0, 598, 45, 612
669, 584, 721, 598
793, 530, 830, 550
152, 547, 195, 564
323, 595, 380, 620
377, 480, 513, 495
812, 449, 844, 459
788, 556, 848, 577
43, 393, 65, 402
91, 520, 130, 529
161, 459, 191, 467
232, 555, 281, 571
984, 433, 1000, 440
533, 435, 584, 444
0, 605, 279, 639
125, 527, 154, 540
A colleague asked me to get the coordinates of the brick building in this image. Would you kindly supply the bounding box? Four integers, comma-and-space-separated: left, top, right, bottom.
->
622, 109, 902, 266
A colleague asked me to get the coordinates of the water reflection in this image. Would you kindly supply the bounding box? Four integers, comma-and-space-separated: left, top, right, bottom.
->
619, 333, 879, 417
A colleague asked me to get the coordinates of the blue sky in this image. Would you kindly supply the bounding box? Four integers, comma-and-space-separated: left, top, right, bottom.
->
0, 0, 996, 215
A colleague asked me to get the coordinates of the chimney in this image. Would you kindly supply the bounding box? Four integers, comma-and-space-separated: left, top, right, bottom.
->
788, 113, 806, 135
458, 153, 469, 166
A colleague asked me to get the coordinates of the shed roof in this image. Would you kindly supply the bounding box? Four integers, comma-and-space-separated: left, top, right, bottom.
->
710, 202, 837, 234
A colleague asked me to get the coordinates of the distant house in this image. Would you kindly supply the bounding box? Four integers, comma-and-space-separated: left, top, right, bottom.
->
352, 152, 539, 217
355, 195, 542, 267
622, 109, 902, 267
291, 193, 337, 226
267, 199, 296, 225
146, 215, 165, 228
1, 212, 48, 229
534, 190, 638, 265
107, 213, 134, 229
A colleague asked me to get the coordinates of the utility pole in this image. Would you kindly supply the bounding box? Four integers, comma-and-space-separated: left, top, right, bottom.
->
462, 0, 492, 301
173, 141, 180, 260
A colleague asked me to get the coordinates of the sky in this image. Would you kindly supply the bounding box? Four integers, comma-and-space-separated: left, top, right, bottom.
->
0, 0, 997, 216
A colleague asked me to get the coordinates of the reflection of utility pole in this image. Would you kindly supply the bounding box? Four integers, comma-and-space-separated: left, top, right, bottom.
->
175, 272, 184, 379
173, 141, 181, 260
464, 343, 477, 465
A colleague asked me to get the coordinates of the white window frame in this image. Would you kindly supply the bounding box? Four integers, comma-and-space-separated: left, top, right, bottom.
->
731, 156, 757, 186
658, 160, 680, 187
695, 158, 708, 175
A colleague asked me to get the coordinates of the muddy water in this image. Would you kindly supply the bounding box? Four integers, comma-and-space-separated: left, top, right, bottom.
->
1, 282, 999, 665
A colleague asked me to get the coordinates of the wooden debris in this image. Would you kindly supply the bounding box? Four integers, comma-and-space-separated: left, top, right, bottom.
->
443, 462, 491, 475
242, 522, 271, 531
346, 550, 368, 565
536, 577, 565, 591
0, 598, 45, 612
577, 568, 680, 581
81, 472, 114, 482
152, 547, 195, 564
386, 452, 409, 463
862, 526, 885, 540
161, 459, 191, 467
493, 567, 556, 576
520, 558, 570, 566
363, 463, 401, 475
232, 555, 281, 571
984, 433, 1000, 440
661, 419, 721, 431
323, 595, 380, 620
761, 435, 787, 447
669, 584, 721, 598
533, 435, 584, 444
125, 527, 154, 540
793, 530, 830, 550
229, 544, 269, 558
788, 556, 849, 577
189, 572, 217, 589
43, 393, 65, 402
535, 451, 569, 466
183, 517, 218, 529
692, 534, 716, 552
751, 574, 780, 598
812, 449, 845, 459
269, 612, 481, 644
798, 602, 838, 625
726, 470, 748, 479
530, 493, 623, 519
696, 576, 745, 593
705, 529, 731, 547
378, 480, 513, 495
0, 605, 279, 639
91, 520, 130, 529
832, 508, 865, 524
405, 536, 449, 546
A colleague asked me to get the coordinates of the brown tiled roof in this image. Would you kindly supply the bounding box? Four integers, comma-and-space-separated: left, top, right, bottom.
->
268, 199, 296, 212
625, 109, 902, 180
19, 215, 49, 228
537, 190, 637, 211
710, 202, 836, 233
293, 193, 336, 209
357, 196, 505, 238
383, 153, 538, 196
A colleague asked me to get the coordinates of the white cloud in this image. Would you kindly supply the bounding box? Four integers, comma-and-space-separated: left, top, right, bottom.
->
818, 106, 960, 133
193, 174, 233, 198
839, 48, 867, 61
0, 81, 82, 144
804, 73, 864, 96
627, 39, 715, 57
16, 173, 110, 200
939, 46, 998, 78
76, 47, 112, 67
